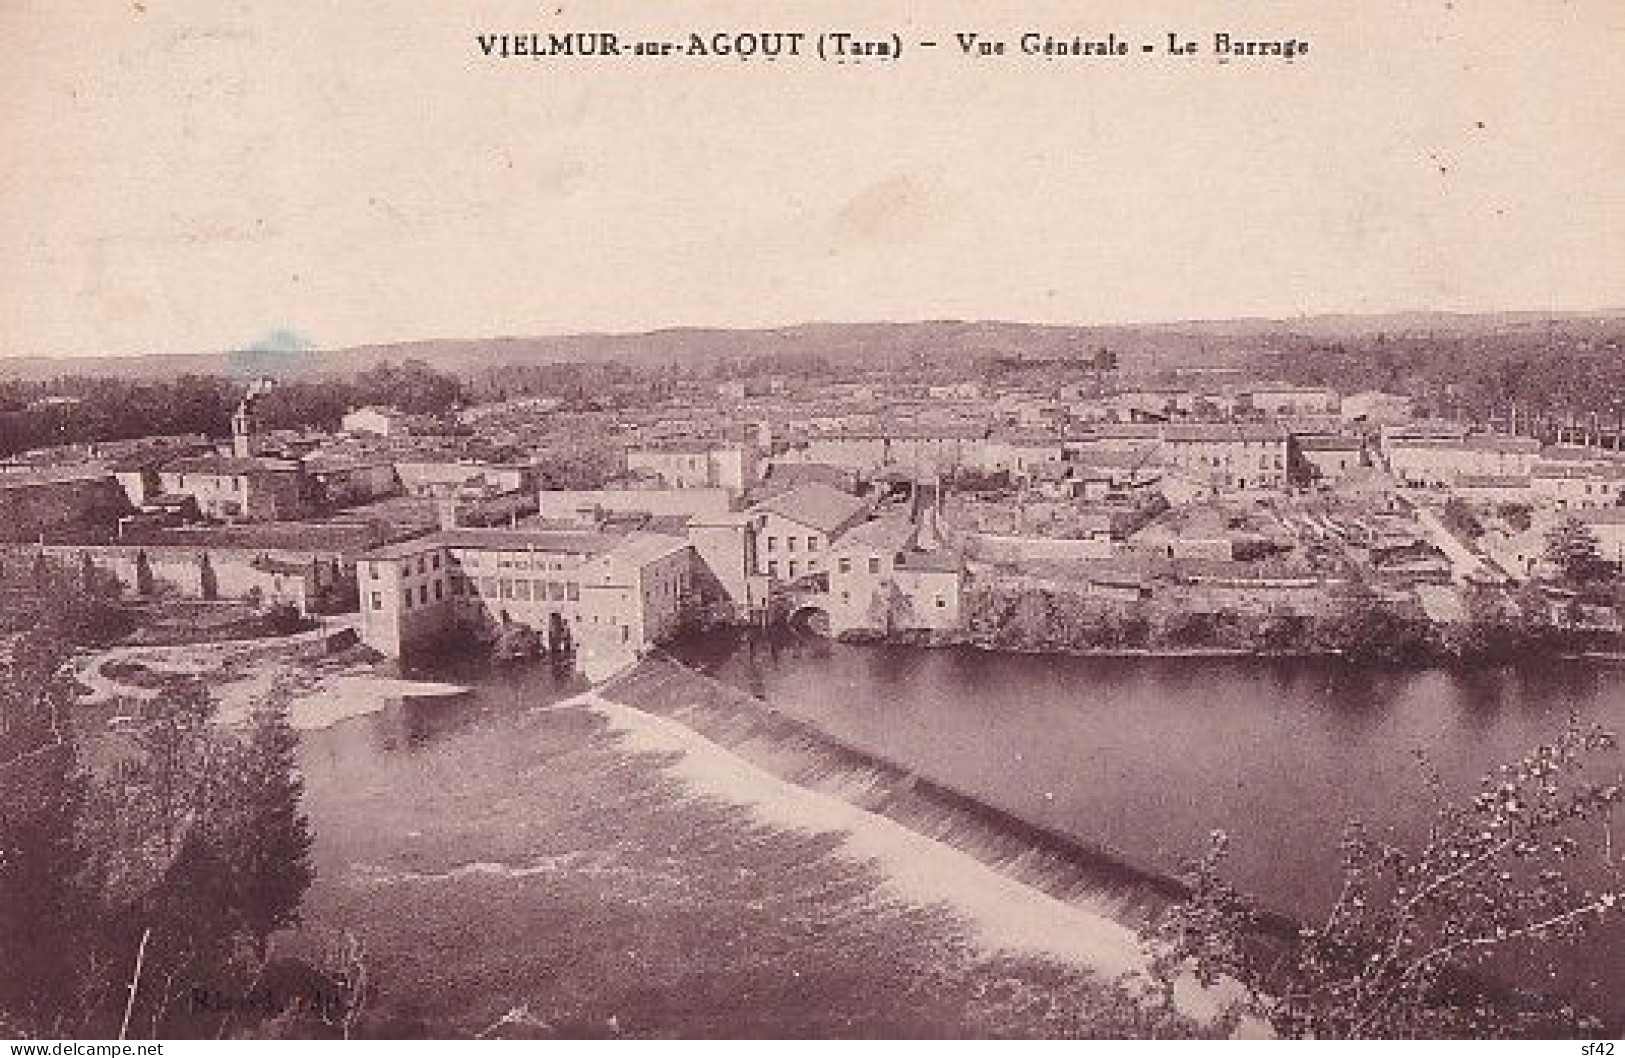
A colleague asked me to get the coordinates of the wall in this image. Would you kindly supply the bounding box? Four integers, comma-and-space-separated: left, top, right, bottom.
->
357, 536, 701, 660
396, 461, 528, 496
315, 464, 398, 507
965, 532, 1118, 565
685, 518, 757, 617
358, 543, 456, 656
10, 542, 346, 615
827, 564, 962, 634
632, 546, 697, 645
538, 487, 732, 524
0, 475, 131, 540
755, 512, 833, 581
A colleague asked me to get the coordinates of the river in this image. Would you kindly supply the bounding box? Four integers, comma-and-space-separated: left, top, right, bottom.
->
666, 631, 1625, 1021
292, 636, 1624, 1031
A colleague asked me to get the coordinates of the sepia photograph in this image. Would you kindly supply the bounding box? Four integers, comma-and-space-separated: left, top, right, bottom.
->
1, 0, 1622, 1047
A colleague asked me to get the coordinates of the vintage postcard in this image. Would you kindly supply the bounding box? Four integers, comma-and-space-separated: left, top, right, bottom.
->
2, 0, 1622, 1047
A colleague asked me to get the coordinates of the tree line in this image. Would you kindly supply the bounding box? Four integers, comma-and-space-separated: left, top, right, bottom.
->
959, 575, 1613, 666
1275, 330, 1625, 435
0, 360, 466, 457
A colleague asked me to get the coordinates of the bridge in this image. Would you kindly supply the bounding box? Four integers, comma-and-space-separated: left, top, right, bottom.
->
775, 575, 832, 635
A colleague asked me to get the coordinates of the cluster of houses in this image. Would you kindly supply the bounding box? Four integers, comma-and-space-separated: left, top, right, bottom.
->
8, 368, 1625, 667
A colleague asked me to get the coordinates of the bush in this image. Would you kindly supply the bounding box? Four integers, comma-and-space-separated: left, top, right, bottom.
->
1145, 717, 1624, 1038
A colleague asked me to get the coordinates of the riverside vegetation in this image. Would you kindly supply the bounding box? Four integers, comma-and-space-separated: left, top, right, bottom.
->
0, 564, 330, 1039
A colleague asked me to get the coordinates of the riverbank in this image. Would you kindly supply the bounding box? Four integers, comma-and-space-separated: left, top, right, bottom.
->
848, 632, 1625, 667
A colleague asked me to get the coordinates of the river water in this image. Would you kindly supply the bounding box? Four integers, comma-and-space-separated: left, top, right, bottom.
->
666, 631, 1625, 1021
292, 637, 1624, 1030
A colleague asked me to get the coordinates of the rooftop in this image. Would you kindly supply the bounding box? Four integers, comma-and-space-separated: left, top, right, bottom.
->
162, 455, 303, 476
752, 483, 870, 535
0, 465, 117, 487
362, 527, 626, 561
1162, 424, 1288, 443
1456, 474, 1531, 488
1296, 435, 1365, 451
834, 516, 917, 553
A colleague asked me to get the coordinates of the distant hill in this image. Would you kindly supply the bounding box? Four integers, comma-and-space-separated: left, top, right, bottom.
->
4, 312, 1622, 382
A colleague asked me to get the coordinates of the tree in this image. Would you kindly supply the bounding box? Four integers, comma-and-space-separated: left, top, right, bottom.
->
1440, 499, 1484, 540
223, 705, 315, 956
1318, 581, 1434, 664
0, 634, 100, 1035
1146, 717, 1624, 1038
89, 684, 320, 1036
867, 581, 915, 636
1543, 518, 1612, 587
128, 681, 220, 862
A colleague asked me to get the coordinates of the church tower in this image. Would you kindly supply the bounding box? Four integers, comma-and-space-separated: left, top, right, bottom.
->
232, 378, 273, 458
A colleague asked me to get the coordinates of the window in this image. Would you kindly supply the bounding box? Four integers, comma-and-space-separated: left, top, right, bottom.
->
566, 583, 579, 601
499, 579, 513, 599
549, 581, 565, 601
482, 578, 497, 595
788, 560, 798, 577
419, 584, 429, 604
787, 537, 798, 552
766, 536, 778, 552
868, 557, 880, 574
370, 592, 382, 610
894, 553, 905, 568
808, 537, 819, 552
417, 558, 427, 576
369, 563, 379, 579
935, 597, 947, 608
403, 590, 413, 609
838, 557, 852, 574
434, 581, 444, 601
768, 560, 779, 576
432, 553, 441, 569
516, 581, 532, 601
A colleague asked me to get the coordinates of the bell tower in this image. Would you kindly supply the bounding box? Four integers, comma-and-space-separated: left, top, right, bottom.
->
232, 378, 274, 458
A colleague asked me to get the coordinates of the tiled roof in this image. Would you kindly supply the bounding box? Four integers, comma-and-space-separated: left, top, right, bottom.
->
162, 455, 303, 475
752, 483, 870, 534
1456, 474, 1530, 488
1296, 435, 1364, 451
833, 516, 916, 553
1162, 424, 1288, 443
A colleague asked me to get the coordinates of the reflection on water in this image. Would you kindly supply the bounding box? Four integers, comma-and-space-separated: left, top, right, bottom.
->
670, 629, 1625, 1022
295, 634, 1625, 1027
300, 657, 586, 787
671, 629, 1625, 912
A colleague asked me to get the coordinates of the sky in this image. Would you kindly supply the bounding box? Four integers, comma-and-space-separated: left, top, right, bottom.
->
1, 0, 1622, 359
